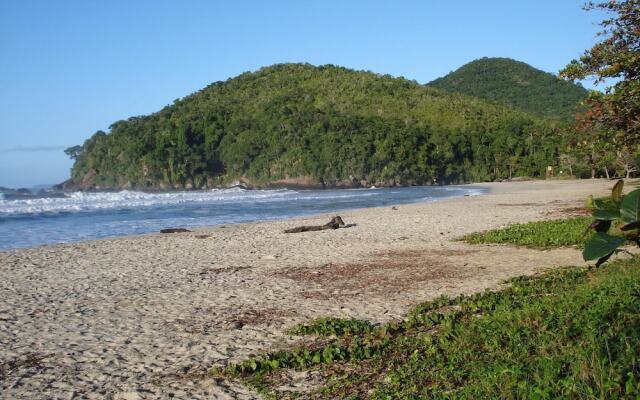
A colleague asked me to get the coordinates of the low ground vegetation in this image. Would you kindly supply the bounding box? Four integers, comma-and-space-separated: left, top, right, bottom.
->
216, 258, 640, 399
460, 216, 593, 249
216, 183, 639, 398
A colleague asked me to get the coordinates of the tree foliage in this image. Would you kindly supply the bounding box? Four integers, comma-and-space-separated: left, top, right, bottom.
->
560, 0, 640, 165
429, 57, 589, 121
67, 63, 572, 189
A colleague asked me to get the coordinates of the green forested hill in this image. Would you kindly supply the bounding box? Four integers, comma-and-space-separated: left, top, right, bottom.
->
428, 57, 588, 121
66, 63, 565, 190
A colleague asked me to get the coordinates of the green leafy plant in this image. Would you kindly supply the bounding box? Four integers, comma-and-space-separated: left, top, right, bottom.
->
288, 317, 375, 337
461, 216, 592, 249
216, 260, 640, 399
583, 180, 639, 266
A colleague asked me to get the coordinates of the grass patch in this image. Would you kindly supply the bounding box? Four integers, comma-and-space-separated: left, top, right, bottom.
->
216, 258, 640, 399
288, 318, 376, 337
460, 216, 593, 249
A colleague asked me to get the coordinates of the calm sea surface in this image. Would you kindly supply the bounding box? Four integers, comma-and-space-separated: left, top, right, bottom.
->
0, 185, 487, 251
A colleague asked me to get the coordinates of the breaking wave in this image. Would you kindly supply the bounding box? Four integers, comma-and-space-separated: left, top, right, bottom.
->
0, 188, 296, 216
0, 185, 487, 250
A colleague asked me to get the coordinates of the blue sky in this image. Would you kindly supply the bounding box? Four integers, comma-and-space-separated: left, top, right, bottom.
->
0, 0, 608, 188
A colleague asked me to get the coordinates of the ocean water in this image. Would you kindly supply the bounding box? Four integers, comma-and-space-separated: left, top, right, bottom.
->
0, 185, 487, 251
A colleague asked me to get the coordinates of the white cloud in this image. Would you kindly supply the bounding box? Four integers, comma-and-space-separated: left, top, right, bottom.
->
3, 145, 68, 153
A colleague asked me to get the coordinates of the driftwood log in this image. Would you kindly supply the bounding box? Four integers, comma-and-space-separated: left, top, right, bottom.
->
160, 228, 192, 234
284, 216, 346, 233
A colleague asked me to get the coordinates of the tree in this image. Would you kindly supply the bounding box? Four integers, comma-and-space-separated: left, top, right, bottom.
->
559, 153, 577, 177
64, 145, 83, 160
64, 63, 567, 189
599, 152, 617, 178
565, 124, 616, 178
560, 1, 640, 148
617, 147, 638, 178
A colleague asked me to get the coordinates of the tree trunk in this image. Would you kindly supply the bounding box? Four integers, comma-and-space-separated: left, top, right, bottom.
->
591, 166, 596, 179
605, 166, 610, 179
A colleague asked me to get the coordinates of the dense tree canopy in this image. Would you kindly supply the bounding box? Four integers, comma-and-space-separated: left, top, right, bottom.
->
67, 63, 573, 190
560, 0, 640, 178
429, 57, 589, 121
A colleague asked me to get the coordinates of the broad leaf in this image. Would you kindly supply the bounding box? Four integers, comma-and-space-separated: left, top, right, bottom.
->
611, 179, 624, 203
620, 221, 640, 231
595, 252, 614, 267
592, 208, 620, 220
582, 232, 626, 261
620, 189, 640, 222
592, 198, 617, 211
588, 219, 612, 233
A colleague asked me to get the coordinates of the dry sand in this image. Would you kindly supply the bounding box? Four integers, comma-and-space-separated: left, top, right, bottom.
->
0, 179, 617, 399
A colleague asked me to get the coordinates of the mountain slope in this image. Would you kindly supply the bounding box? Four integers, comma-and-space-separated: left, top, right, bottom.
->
428, 57, 588, 121
67, 63, 563, 190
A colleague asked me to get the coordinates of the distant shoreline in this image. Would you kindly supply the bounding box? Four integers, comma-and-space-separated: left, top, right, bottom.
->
2, 181, 486, 199
1, 178, 524, 199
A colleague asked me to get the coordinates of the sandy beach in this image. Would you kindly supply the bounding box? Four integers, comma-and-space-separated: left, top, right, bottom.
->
0, 179, 616, 399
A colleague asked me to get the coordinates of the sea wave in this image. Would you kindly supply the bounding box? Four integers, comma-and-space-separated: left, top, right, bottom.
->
0, 187, 389, 216
0, 188, 294, 216
0, 185, 488, 250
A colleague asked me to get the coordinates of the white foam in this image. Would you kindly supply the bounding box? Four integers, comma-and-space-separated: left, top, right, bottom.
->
0, 185, 486, 217
0, 188, 296, 216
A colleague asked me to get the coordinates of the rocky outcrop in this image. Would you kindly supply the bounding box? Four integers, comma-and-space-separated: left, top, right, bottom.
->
55, 169, 100, 191
81, 169, 98, 187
